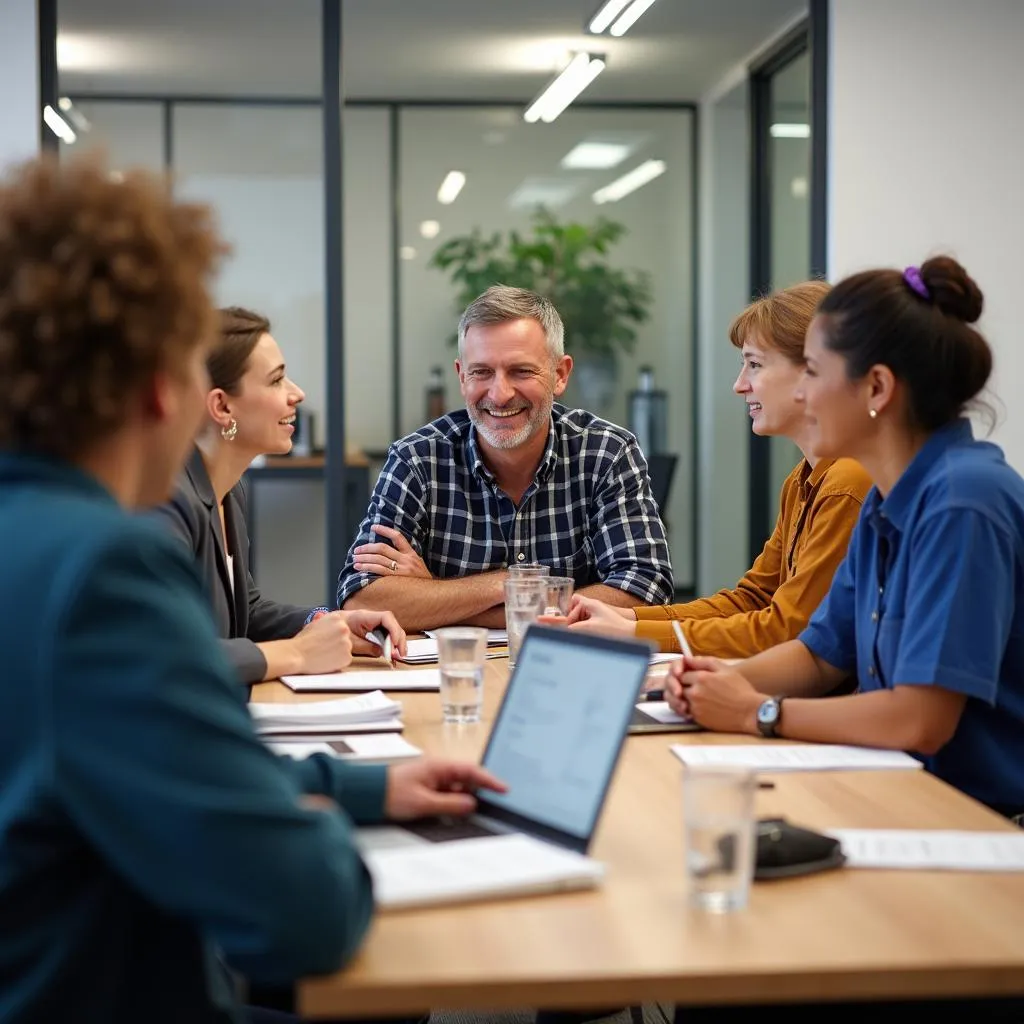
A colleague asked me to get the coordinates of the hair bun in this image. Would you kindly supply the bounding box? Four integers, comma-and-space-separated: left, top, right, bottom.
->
920, 255, 984, 324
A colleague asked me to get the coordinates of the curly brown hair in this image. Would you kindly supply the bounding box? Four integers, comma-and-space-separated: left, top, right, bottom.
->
0, 152, 227, 459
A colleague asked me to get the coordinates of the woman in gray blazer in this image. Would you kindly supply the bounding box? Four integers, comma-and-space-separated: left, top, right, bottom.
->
155, 307, 404, 684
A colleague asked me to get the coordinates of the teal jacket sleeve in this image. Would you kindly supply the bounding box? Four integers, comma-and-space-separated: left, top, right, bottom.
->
50, 524, 382, 985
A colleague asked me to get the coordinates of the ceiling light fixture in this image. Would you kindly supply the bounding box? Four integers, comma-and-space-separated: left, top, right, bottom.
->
770, 123, 811, 138
437, 171, 466, 205
592, 159, 666, 204
588, 0, 658, 36
588, 0, 634, 33
419, 220, 441, 239
561, 141, 632, 169
523, 52, 605, 124
42, 105, 76, 144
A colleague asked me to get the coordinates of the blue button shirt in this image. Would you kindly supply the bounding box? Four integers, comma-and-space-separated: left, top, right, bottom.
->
801, 419, 1024, 812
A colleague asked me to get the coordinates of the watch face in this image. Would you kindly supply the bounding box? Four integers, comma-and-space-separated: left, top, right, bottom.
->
757, 700, 779, 725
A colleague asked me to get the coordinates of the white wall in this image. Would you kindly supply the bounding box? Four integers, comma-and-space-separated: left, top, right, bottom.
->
829, 0, 1024, 469
0, 0, 39, 171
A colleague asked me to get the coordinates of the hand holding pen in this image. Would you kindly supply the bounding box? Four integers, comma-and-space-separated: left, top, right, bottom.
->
339, 609, 406, 667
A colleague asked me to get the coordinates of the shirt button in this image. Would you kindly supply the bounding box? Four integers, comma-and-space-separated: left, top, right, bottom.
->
517, 552, 526, 562
871, 611, 879, 622
868, 666, 876, 677
878, 585, 884, 595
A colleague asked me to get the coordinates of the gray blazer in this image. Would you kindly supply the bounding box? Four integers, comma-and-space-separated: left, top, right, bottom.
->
152, 447, 312, 684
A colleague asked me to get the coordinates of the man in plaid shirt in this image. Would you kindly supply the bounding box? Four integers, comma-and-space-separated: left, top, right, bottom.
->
337, 286, 673, 631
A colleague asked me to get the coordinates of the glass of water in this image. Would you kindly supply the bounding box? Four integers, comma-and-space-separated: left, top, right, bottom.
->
543, 575, 574, 616
503, 577, 548, 668
507, 562, 550, 579
682, 765, 756, 912
435, 627, 488, 724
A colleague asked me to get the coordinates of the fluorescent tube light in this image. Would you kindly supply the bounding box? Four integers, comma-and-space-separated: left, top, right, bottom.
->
561, 141, 632, 169
43, 105, 76, 144
523, 53, 605, 124
609, 0, 658, 36
588, 0, 633, 33
593, 159, 666, 204
770, 122, 811, 138
437, 171, 466, 205
420, 220, 441, 239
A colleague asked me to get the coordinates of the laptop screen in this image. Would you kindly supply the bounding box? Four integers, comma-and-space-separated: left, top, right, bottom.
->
477, 626, 649, 849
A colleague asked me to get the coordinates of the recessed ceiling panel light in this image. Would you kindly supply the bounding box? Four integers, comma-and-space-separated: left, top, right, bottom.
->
770, 123, 811, 138
592, 159, 666, 204
437, 171, 466, 204
507, 177, 579, 210
561, 142, 632, 169
419, 220, 441, 239
399, 245, 417, 260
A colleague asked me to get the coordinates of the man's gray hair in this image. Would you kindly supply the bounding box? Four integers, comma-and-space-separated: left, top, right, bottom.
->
457, 285, 565, 360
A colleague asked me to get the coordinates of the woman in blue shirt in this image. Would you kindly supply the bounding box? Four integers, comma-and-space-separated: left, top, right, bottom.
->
665, 255, 1024, 821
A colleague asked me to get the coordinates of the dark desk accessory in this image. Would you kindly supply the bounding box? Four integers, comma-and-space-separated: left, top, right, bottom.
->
754, 817, 846, 879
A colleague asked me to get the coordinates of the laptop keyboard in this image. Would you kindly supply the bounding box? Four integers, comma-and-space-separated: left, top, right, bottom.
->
402, 817, 502, 843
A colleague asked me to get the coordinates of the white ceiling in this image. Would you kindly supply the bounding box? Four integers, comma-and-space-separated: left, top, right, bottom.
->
58, 0, 807, 103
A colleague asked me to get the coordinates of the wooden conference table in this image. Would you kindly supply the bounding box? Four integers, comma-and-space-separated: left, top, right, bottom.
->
251, 660, 1024, 1019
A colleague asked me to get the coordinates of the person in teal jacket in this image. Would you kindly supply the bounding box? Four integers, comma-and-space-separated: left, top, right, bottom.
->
0, 154, 501, 1024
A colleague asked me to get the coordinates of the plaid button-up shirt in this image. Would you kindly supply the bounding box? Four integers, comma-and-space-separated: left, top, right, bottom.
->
337, 406, 674, 607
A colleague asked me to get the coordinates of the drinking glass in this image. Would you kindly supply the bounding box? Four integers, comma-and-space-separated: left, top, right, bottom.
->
542, 575, 574, 616
435, 627, 488, 724
503, 577, 548, 668
682, 765, 756, 912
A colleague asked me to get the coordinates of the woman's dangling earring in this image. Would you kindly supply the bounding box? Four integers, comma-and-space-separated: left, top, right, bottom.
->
221, 418, 238, 441
868, 408, 878, 420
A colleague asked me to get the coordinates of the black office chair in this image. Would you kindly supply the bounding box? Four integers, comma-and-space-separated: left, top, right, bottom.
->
647, 453, 678, 512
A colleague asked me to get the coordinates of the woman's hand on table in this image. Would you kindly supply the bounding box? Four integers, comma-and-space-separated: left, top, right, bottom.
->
343, 608, 408, 661
664, 656, 762, 734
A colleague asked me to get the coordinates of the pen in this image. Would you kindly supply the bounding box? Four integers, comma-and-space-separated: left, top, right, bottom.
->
758, 781, 776, 790
381, 633, 396, 669
671, 620, 694, 659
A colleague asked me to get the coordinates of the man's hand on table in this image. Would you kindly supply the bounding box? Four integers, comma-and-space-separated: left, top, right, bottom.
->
385, 759, 507, 820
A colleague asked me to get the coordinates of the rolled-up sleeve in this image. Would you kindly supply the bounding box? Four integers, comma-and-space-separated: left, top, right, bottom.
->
589, 440, 674, 604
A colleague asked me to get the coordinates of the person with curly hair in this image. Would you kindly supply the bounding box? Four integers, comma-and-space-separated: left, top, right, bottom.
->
0, 153, 502, 1024
154, 306, 406, 684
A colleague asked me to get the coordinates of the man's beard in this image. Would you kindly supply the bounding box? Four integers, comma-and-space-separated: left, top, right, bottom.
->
469, 392, 553, 450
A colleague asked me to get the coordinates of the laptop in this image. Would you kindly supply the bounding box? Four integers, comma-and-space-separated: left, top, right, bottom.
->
355, 625, 652, 909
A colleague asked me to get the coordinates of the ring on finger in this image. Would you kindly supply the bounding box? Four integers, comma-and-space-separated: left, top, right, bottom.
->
390, 559, 397, 572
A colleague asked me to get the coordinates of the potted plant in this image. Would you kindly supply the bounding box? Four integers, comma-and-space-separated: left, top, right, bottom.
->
428, 208, 653, 415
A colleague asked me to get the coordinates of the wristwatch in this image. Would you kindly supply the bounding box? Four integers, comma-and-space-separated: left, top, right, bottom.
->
756, 696, 784, 738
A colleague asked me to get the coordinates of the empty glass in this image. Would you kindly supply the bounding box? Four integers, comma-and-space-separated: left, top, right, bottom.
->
507, 562, 550, 578
682, 765, 756, 912
503, 577, 548, 668
435, 627, 488, 724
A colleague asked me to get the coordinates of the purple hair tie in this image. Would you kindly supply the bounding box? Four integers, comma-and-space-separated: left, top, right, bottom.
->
903, 266, 931, 300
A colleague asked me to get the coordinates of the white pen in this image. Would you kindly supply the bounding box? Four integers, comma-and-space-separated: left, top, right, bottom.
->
381, 633, 396, 669
671, 619, 694, 659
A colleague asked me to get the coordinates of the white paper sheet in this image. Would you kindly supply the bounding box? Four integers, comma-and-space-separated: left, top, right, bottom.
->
268, 733, 421, 764
828, 829, 1024, 870
425, 628, 508, 646
636, 700, 692, 724
280, 668, 441, 692
360, 832, 604, 909
670, 744, 923, 772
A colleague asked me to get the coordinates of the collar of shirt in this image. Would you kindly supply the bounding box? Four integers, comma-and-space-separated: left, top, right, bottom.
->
799, 456, 833, 500
466, 408, 561, 487
864, 417, 975, 534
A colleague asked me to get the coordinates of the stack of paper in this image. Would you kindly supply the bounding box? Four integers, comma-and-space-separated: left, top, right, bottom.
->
281, 668, 441, 693
425, 628, 507, 646
397, 635, 508, 664
268, 733, 421, 765
671, 744, 924, 772
249, 690, 402, 737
